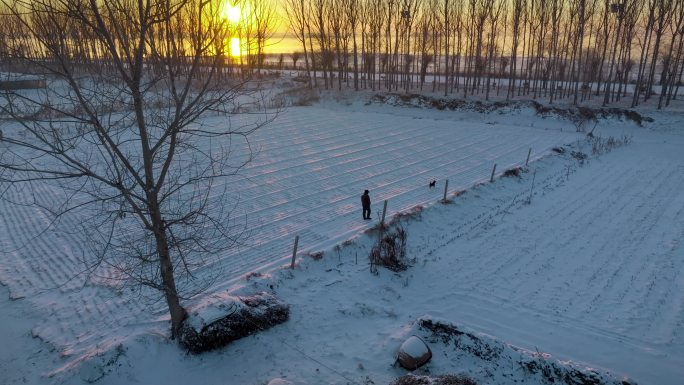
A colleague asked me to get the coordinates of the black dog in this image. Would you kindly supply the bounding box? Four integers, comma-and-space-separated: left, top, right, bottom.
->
428, 180, 436, 188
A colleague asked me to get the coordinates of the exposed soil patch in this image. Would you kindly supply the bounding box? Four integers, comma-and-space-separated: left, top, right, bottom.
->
419, 318, 638, 385
502, 167, 523, 178
390, 374, 478, 385
369, 94, 653, 126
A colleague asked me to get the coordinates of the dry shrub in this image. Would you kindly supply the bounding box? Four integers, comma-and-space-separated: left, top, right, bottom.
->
292, 75, 310, 83
434, 375, 478, 385
573, 107, 597, 132
245, 271, 263, 281
590, 134, 632, 155
306, 251, 324, 261
390, 375, 430, 385
293, 89, 320, 106
390, 205, 423, 224
570, 151, 587, 164
502, 167, 522, 178
369, 224, 409, 274
277, 87, 320, 107
269, 94, 289, 109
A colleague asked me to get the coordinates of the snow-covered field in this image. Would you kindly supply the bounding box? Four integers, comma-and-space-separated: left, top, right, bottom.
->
1, 88, 683, 385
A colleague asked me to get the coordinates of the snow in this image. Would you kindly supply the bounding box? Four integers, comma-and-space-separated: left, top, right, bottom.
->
267, 379, 294, 385
399, 336, 429, 358
0, 72, 44, 81
184, 293, 245, 331
1, 82, 683, 385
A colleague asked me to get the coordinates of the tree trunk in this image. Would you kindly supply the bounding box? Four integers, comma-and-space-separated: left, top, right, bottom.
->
154, 210, 187, 337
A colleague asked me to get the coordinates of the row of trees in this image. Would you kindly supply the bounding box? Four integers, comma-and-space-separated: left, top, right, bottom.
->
226, 0, 280, 70
283, 0, 684, 109
0, 0, 282, 77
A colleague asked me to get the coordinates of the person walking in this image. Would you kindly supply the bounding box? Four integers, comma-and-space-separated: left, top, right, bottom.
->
361, 189, 371, 220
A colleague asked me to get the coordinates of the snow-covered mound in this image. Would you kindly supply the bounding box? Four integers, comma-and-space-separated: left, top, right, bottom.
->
397, 335, 432, 369
178, 292, 289, 353
411, 317, 637, 385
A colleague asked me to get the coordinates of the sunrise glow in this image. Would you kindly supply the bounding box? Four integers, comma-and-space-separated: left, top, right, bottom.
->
222, 4, 241, 24
230, 37, 242, 58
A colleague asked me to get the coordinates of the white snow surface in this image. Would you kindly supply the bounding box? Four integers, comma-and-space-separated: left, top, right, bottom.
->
1, 86, 683, 385
399, 336, 430, 358
184, 294, 245, 331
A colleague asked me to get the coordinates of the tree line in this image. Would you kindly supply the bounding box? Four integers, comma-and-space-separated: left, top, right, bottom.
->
282, 0, 684, 109
2, 0, 681, 109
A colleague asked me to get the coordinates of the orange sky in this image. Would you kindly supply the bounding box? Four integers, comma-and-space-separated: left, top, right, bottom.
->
221, 0, 300, 55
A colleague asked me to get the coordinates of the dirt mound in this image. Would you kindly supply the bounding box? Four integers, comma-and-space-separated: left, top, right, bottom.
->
391, 374, 478, 385
419, 318, 638, 385
369, 94, 652, 126
178, 292, 289, 353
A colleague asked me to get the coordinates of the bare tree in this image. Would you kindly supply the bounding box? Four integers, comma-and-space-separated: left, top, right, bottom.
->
666, 3, 684, 104
613, 0, 641, 101
343, 0, 361, 90
416, 0, 437, 90
362, 0, 385, 90
463, 0, 479, 98
602, 0, 627, 105
441, 0, 451, 96
0, 2, 15, 71
547, 0, 564, 103
484, 0, 505, 101
291, 51, 303, 69
245, 0, 280, 73
658, 0, 683, 108
507, 0, 526, 99
632, 0, 658, 106
283, 0, 312, 85
311, 0, 332, 89
644, 0, 673, 101
450, 0, 465, 94
397, 0, 419, 92
327, 0, 348, 90
568, 0, 597, 104
0, 0, 271, 337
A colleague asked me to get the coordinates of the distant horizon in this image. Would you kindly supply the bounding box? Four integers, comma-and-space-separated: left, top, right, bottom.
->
263, 33, 302, 55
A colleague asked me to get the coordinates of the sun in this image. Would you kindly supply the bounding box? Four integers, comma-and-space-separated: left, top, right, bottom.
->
222, 3, 242, 23
230, 37, 242, 58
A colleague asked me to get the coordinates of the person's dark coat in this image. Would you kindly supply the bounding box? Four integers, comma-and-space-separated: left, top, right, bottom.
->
361, 191, 371, 209
361, 190, 371, 220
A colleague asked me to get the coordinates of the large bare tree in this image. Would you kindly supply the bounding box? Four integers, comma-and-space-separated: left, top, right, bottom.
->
0, 0, 270, 337
283, 0, 313, 86
246, 0, 280, 72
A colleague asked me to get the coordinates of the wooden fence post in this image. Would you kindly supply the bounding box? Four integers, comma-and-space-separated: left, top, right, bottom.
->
526, 148, 532, 166
442, 179, 449, 202
380, 200, 388, 226
490, 163, 497, 182
290, 235, 299, 269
